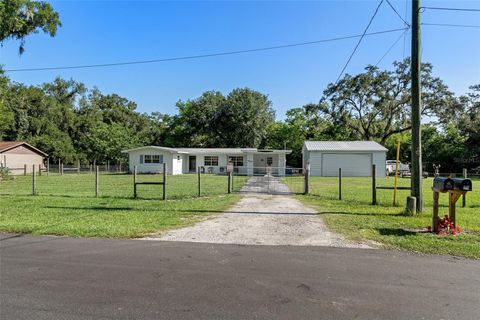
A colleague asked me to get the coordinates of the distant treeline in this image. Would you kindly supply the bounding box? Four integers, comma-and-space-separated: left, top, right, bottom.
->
0, 58, 478, 172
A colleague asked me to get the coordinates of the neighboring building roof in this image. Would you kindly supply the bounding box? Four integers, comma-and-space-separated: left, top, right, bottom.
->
0, 141, 48, 157
304, 141, 387, 152
122, 146, 291, 154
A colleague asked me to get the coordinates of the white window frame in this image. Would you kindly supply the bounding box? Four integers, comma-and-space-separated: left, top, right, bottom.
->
144, 154, 162, 164
204, 156, 219, 166
228, 156, 244, 167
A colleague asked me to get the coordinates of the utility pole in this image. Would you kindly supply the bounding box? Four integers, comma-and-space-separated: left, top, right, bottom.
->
411, 0, 423, 212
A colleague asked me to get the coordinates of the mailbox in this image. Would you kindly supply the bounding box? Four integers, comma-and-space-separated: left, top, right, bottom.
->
452, 178, 473, 192
433, 177, 454, 192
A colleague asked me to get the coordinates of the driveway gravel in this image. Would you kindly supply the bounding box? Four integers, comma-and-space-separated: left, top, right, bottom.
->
146, 194, 371, 248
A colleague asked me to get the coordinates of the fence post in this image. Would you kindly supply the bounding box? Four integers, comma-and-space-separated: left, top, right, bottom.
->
162, 163, 167, 200
24, 164, 27, 176
107, 160, 110, 173
77, 160, 80, 174
304, 168, 310, 195
198, 166, 202, 197
338, 168, 342, 200
38, 164, 42, 176
227, 171, 232, 194
372, 164, 377, 205
32, 164, 36, 195
46, 159, 49, 176
133, 165, 137, 199
462, 168, 467, 207
95, 166, 99, 197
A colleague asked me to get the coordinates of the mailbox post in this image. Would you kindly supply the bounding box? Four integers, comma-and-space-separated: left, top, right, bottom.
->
431, 177, 472, 232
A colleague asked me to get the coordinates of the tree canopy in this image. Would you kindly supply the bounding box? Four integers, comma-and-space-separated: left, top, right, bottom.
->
0, 59, 478, 172
319, 59, 456, 144
0, 0, 61, 54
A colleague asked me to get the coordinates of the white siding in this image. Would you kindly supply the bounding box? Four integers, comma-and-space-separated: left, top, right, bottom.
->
128, 148, 177, 174
124, 147, 291, 176
309, 152, 323, 176
372, 151, 386, 177
322, 153, 372, 176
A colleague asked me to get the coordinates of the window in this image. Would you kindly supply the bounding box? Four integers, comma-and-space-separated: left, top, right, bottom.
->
144, 155, 162, 164
228, 156, 244, 167
204, 156, 219, 166
267, 157, 273, 166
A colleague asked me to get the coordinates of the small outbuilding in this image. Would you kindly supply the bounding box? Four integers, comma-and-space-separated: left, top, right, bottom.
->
303, 141, 387, 177
0, 141, 48, 174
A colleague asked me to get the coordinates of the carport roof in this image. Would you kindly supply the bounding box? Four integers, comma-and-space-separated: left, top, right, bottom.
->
304, 141, 387, 152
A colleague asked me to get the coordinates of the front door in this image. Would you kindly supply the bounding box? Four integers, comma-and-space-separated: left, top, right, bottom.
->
189, 156, 196, 172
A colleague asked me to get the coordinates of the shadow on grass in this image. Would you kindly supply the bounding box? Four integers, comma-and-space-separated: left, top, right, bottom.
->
45, 206, 134, 211
319, 211, 405, 217
42, 205, 407, 217
377, 228, 419, 237
0, 193, 228, 201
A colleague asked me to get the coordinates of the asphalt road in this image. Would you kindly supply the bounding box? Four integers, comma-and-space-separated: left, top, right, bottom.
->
1, 233, 479, 320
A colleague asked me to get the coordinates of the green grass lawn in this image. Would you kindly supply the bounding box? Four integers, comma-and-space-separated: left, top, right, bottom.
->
292, 177, 480, 259
0, 173, 248, 199
0, 194, 239, 238
0, 173, 247, 238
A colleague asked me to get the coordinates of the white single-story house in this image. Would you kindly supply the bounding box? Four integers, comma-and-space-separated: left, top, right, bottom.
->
303, 141, 387, 177
122, 146, 292, 175
0, 141, 48, 174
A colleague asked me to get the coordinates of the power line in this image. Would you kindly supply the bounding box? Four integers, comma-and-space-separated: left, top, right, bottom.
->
4, 27, 408, 73
421, 6, 480, 12
386, 0, 410, 26
422, 22, 480, 28
403, 0, 408, 58
335, 0, 385, 83
376, 27, 410, 66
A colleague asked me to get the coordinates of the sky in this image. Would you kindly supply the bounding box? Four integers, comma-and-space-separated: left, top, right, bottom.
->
1, 0, 479, 119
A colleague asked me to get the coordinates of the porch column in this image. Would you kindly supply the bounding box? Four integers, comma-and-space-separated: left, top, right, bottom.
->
278, 154, 285, 176
246, 153, 254, 176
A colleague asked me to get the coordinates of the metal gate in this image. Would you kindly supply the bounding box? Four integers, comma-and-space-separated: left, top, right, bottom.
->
234, 167, 305, 195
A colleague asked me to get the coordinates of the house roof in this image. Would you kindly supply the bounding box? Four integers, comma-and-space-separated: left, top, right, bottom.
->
122, 146, 291, 154
121, 146, 189, 154
175, 148, 257, 154
0, 141, 49, 157
304, 141, 387, 152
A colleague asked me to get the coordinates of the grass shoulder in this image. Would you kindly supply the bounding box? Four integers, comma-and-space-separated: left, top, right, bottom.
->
0, 194, 240, 238
293, 177, 480, 259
